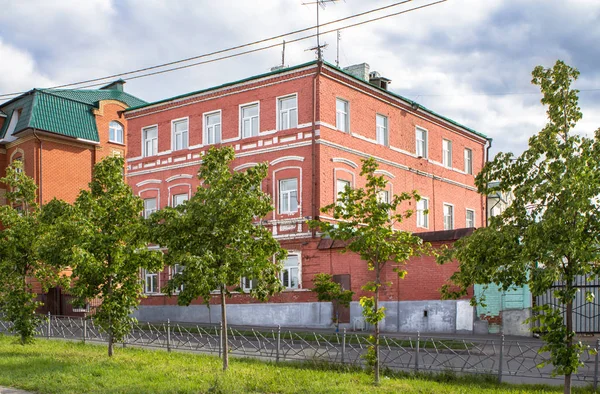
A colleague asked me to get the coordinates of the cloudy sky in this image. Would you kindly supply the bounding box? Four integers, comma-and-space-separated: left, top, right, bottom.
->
1, 0, 599, 155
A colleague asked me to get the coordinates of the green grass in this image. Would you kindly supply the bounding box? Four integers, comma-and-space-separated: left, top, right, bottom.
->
0, 335, 591, 394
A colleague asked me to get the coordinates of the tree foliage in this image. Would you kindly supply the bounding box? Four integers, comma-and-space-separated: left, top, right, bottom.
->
437, 60, 600, 394
312, 273, 353, 327
0, 161, 68, 343
309, 157, 429, 384
56, 156, 163, 356
149, 146, 287, 371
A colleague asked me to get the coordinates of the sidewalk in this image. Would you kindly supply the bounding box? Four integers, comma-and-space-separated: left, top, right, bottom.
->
0, 388, 34, 394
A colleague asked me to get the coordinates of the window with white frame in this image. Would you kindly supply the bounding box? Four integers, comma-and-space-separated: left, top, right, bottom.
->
204, 112, 221, 145
376, 114, 388, 146
464, 148, 473, 175
241, 103, 259, 138
416, 127, 428, 158
279, 178, 298, 214
172, 119, 189, 151
143, 198, 157, 219
109, 121, 124, 144
336, 98, 349, 133
144, 269, 158, 294
417, 198, 429, 228
143, 126, 158, 157
377, 189, 390, 204
172, 264, 184, 293
443, 203, 454, 230
336, 179, 351, 203
466, 209, 475, 228
172, 193, 188, 207
442, 139, 452, 168
278, 95, 297, 130
241, 277, 255, 292
280, 254, 299, 289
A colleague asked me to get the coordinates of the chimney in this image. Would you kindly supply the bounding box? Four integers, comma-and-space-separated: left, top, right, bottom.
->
369, 71, 391, 90
100, 79, 126, 92
343, 63, 370, 82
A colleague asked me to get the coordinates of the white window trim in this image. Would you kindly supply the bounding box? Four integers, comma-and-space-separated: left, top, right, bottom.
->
280, 251, 302, 290
108, 121, 124, 144
239, 101, 260, 139
335, 97, 350, 133
272, 167, 303, 219
442, 139, 453, 168
143, 269, 159, 294
172, 264, 184, 293
203, 110, 222, 146
241, 277, 254, 292
143, 197, 158, 219
276, 93, 298, 131
443, 203, 455, 230
464, 148, 473, 175
376, 113, 388, 146
417, 197, 429, 229
172, 193, 189, 208
278, 178, 299, 214
466, 208, 476, 228
416, 126, 428, 159
142, 124, 159, 157
171, 117, 189, 151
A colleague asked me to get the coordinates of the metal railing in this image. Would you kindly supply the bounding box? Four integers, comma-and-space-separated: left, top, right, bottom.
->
1, 314, 598, 389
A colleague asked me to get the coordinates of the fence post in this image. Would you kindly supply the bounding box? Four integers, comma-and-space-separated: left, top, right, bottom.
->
83, 317, 87, 344
498, 334, 505, 384
276, 325, 281, 363
341, 328, 346, 364
218, 322, 222, 358
414, 331, 420, 372
46, 312, 51, 339
167, 319, 171, 352
594, 338, 599, 392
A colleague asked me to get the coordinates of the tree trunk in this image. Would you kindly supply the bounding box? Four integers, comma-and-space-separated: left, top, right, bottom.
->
107, 274, 113, 357
220, 284, 229, 371
564, 299, 573, 394
108, 331, 114, 357
374, 275, 380, 385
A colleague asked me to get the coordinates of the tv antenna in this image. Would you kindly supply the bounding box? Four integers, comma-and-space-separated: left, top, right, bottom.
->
302, 0, 340, 61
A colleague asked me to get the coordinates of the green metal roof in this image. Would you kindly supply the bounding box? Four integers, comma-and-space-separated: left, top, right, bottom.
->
0, 86, 147, 142
126, 60, 487, 140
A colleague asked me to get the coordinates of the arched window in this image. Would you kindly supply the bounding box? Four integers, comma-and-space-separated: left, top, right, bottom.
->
109, 121, 124, 144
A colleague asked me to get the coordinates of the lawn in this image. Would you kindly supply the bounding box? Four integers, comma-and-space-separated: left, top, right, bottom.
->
0, 335, 591, 394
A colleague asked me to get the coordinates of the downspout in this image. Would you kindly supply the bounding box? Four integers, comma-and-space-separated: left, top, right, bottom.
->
484, 138, 493, 226
311, 61, 322, 237
32, 129, 42, 204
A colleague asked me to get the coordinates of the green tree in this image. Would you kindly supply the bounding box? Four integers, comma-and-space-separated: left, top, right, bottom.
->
59, 156, 163, 357
309, 158, 429, 384
437, 60, 600, 394
312, 273, 354, 329
150, 146, 287, 371
0, 161, 68, 343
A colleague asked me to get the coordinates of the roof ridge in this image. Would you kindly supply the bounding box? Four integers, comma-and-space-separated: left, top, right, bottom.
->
37, 89, 95, 107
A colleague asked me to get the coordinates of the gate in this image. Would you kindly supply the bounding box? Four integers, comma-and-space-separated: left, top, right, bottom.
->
535, 275, 600, 333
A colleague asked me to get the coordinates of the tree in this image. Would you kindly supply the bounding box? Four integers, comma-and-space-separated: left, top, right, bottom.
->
59, 156, 163, 357
150, 146, 287, 371
437, 60, 600, 394
0, 161, 68, 343
312, 273, 354, 329
309, 157, 429, 384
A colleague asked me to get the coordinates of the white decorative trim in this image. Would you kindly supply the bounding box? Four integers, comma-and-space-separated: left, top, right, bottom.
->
233, 162, 258, 171
239, 100, 261, 140
167, 183, 192, 206
275, 92, 298, 132
136, 179, 162, 187
270, 156, 305, 166
138, 188, 161, 212
297, 122, 312, 128
315, 121, 336, 130
374, 170, 395, 179
272, 166, 303, 228
331, 158, 358, 168
166, 174, 193, 183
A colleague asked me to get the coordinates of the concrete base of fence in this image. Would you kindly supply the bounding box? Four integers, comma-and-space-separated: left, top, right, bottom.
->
502, 309, 533, 337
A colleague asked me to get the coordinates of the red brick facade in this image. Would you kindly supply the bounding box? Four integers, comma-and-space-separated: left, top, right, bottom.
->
125, 62, 488, 307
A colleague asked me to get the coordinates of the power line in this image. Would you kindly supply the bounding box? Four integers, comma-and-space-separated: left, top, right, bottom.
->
412, 88, 600, 99
0, 0, 417, 99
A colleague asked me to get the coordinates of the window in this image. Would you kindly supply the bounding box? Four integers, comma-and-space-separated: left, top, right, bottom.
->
204, 112, 221, 145
279, 178, 298, 214
172, 193, 188, 207
109, 121, 124, 144
442, 139, 452, 168
241, 277, 255, 292
376, 114, 388, 146
172, 264, 184, 293
144, 269, 158, 294
172, 119, 189, 151
466, 209, 475, 228
336, 98, 349, 133
464, 148, 473, 175
417, 198, 429, 228
377, 190, 389, 204
143, 126, 158, 157
241, 103, 259, 138
336, 179, 351, 201
278, 95, 297, 130
280, 254, 299, 289
416, 127, 428, 158
13, 157, 23, 174
443, 204, 454, 230
143, 198, 157, 219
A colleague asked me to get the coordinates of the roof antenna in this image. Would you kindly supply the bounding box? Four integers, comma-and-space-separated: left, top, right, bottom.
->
336, 30, 341, 67
302, 0, 340, 61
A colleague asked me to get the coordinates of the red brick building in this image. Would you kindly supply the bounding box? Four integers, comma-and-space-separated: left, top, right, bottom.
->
0, 80, 146, 313
125, 61, 490, 333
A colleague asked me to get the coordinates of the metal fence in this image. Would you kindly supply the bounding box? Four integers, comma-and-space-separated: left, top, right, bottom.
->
0, 315, 599, 389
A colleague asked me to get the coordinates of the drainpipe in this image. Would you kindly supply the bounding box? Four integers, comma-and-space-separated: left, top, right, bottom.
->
32, 128, 42, 204
311, 61, 322, 237
484, 138, 493, 226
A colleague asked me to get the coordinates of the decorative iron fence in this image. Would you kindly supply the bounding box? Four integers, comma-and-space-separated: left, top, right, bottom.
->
0, 315, 598, 389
